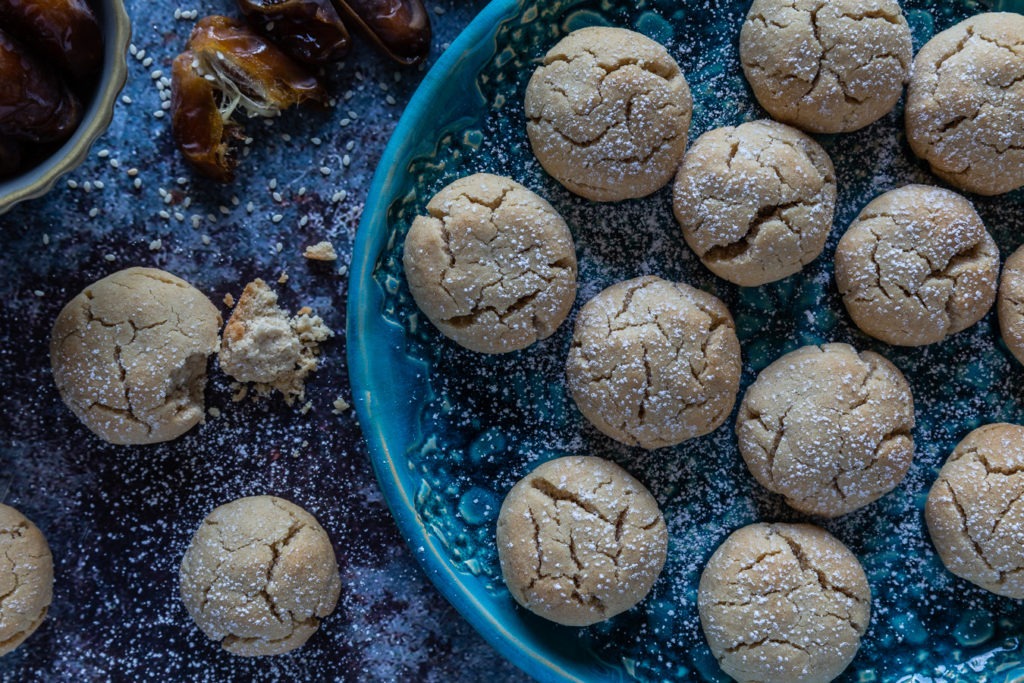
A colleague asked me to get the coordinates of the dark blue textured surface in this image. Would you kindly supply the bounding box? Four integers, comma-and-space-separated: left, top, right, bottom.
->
350, 0, 1024, 681
0, 0, 529, 681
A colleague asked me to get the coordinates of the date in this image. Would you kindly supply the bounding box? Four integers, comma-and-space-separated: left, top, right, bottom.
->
0, 0, 103, 82
188, 15, 326, 117
333, 0, 430, 66
170, 51, 240, 183
236, 0, 351, 65
0, 28, 82, 144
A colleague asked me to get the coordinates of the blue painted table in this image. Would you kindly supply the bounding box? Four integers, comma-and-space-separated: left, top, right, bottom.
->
0, 0, 528, 680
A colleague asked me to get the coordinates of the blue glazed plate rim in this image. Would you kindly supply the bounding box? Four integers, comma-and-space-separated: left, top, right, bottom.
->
346, 1, 605, 681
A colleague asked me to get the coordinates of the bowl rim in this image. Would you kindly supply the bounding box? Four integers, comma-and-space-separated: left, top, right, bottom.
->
346, 1, 622, 681
0, 0, 131, 215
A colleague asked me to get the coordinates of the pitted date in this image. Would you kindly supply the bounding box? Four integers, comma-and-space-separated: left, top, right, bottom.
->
0, 0, 103, 82
0, 29, 82, 144
188, 15, 326, 116
235, 0, 350, 65
333, 0, 430, 65
170, 51, 240, 183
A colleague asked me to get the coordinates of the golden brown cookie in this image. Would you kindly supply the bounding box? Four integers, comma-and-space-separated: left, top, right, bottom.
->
926, 423, 1024, 598
673, 119, 836, 286
525, 27, 692, 202
0, 504, 53, 656
179, 495, 341, 656
698, 523, 871, 683
905, 12, 1024, 196
403, 173, 577, 353
566, 275, 741, 449
999, 245, 1024, 365
50, 267, 222, 445
737, 343, 915, 517
740, 0, 912, 133
834, 185, 999, 346
496, 456, 667, 626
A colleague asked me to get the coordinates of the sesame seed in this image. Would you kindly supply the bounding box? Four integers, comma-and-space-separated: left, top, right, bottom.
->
33, 290, 44, 297
133, 178, 142, 189
320, 166, 331, 175
340, 118, 351, 127
269, 178, 278, 190
67, 180, 78, 189
42, 234, 50, 245
127, 168, 138, 177
153, 110, 165, 119
275, 242, 283, 253
104, 253, 116, 262
150, 70, 163, 80
121, 95, 132, 104
174, 212, 185, 222
273, 192, 283, 203
191, 215, 202, 229
109, 159, 120, 168
246, 201, 255, 213
345, 140, 355, 151
201, 234, 211, 245
342, 155, 351, 167
311, 137, 322, 146
299, 216, 309, 227
89, 208, 99, 217
98, 149, 110, 158
272, 214, 284, 223
149, 238, 163, 250
219, 206, 230, 215
142, 57, 153, 67
94, 180, 104, 190
136, 48, 145, 59
332, 190, 347, 203
386, 95, 396, 105
298, 186, 306, 196
158, 210, 170, 219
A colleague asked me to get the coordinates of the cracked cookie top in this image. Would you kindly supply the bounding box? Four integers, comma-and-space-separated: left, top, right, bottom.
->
524, 27, 693, 202
566, 275, 741, 450
737, 343, 915, 518
49, 267, 222, 445
740, 0, 912, 134
834, 184, 999, 346
496, 455, 667, 626
673, 119, 837, 286
0, 504, 53, 657
905, 12, 1024, 196
926, 423, 1024, 599
698, 523, 870, 683
999, 245, 1024, 366
403, 173, 578, 354
179, 495, 341, 656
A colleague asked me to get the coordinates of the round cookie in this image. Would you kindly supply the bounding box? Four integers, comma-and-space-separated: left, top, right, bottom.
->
905, 13, 1024, 196
179, 495, 341, 656
566, 275, 741, 450
496, 455, 667, 626
0, 504, 53, 656
50, 267, 222, 445
834, 185, 999, 346
524, 27, 693, 202
925, 423, 1024, 598
403, 173, 577, 354
737, 343, 915, 517
673, 119, 837, 286
740, 0, 912, 134
1001, 245, 1024, 366
699, 523, 871, 683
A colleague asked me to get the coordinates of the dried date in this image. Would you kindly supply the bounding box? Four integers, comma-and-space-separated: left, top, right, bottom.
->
170, 51, 240, 183
333, 0, 430, 65
0, 28, 82, 144
0, 0, 103, 82
236, 0, 350, 65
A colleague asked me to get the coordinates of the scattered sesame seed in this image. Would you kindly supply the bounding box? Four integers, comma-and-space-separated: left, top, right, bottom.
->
219, 206, 230, 215
340, 118, 351, 127
273, 192, 283, 203
104, 253, 116, 262
34, 290, 44, 297
142, 57, 153, 67
94, 180, 104, 190
42, 234, 50, 245
98, 149, 110, 158
149, 238, 163, 250
153, 110, 165, 119
231, 196, 240, 206
83, 181, 92, 192
299, 216, 309, 227
109, 159, 120, 169
127, 167, 138, 177
174, 212, 185, 222
433, 5, 445, 15
129, 43, 137, 56
345, 140, 355, 151
150, 70, 163, 80
348, 110, 357, 119
272, 214, 284, 223
201, 234, 211, 245
121, 95, 133, 104
89, 208, 98, 217
133, 178, 142, 189
158, 210, 170, 220
67, 180, 78, 189
298, 186, 306, 196
246, 201, 255, 214
275, 242, 284, 253
319, 166, 331, 175
136, 48, 146, 59
386, 95, 396, 105
311, 137, 322, 146
331, 190, 347, 203
342, 155, 351, 167
191, 215, 202, 229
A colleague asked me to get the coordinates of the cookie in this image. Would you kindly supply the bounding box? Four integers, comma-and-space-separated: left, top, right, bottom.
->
524, 27, 692, 202
905, 12, 1024, 196
179, 495, 341, 656
737, 343, 915, 517
50, 267, 222, 445
673, 119, 836, 286
925, 423, 1024, 598
220, 279, 332, 404
999, 245, 1024, 366
403, 173, 577, 354
0, 504, 53, 656
699, 523, 871, 683
834, 184, 999, 346
740, 0, 912, 134
566, 275, 741, 449
496, 455, 667, 626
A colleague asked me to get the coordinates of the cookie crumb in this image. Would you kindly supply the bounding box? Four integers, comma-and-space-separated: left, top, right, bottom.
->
332, 396, 350, 413
303, 241, 338, 261
219, 279, 334, 405
223, 293, 235, 308
278, 271, 289, 284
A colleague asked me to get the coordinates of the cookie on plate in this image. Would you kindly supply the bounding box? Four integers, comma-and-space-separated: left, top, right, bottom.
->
737, 343, 915, 517
566, 275, 741, 449
525, 26, 692, 202
50, 267, 222, 445
673, 119, 836, 286
926, 423, 1024, 598
905, 12, 1024, 196
403, 173, 577, 354
834, 184, 999, 346
699, 523, 871, 683
497, 455, 667, 626
740, 0, 912, 133
179, 495, 341, 656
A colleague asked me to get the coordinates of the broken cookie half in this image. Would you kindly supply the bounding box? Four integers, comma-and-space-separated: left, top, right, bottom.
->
220, 278, 333, 405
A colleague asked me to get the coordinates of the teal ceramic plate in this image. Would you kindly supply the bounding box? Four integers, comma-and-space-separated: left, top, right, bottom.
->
348, 1, 1024, 680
